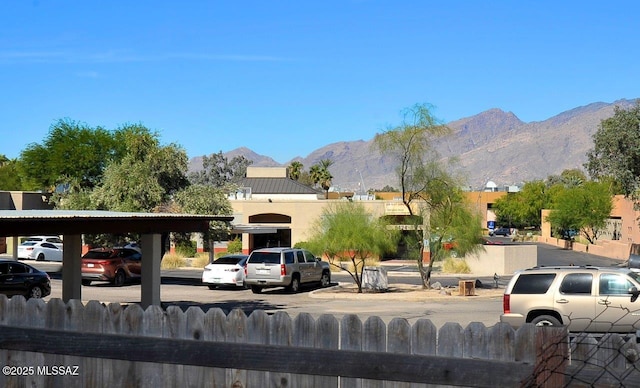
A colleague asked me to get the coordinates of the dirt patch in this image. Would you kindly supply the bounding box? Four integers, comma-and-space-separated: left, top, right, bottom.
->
311, 283, 504, 301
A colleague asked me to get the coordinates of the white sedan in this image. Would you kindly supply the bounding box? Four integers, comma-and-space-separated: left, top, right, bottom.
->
202, 254, 249, 289
18, 241, 63, 262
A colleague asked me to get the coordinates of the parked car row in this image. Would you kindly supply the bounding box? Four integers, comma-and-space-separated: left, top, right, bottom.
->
202, 248, 332, 293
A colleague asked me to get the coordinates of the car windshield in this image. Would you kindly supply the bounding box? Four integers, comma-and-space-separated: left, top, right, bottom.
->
213, 256, 245, 265
627, 270, 640, 284
20, 241, 37, 246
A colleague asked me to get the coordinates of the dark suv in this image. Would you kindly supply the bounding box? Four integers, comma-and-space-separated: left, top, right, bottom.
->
501, 265, 640, 333
81, 247, 142, 286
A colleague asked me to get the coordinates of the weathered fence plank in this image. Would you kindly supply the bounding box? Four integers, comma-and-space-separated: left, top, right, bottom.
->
184, 306, 206, 387
438, 322, 464, 358
163, 305, 185, 388
202, 307, 228, 386
292, 313, 317, 388
82, 300, 105, 387
142, 305, 165, 388
315, 314, 339, 387
246, 309, 270, 387
224, 308, 247, 387
341, 314, 363, 388
270, 311, 293, 387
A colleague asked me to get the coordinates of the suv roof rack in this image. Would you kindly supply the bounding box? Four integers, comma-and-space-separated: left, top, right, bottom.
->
527, 265, 600, 270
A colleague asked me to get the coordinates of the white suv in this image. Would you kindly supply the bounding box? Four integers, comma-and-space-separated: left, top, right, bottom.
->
244, 248, 331, 294
501, 265, 640, 333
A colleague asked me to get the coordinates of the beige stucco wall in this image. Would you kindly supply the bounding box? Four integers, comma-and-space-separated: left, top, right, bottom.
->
231, 199, 407, 252
465, 244, 537, 276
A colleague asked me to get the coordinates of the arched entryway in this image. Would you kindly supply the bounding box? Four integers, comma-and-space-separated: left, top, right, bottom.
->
248, 213, 291, 250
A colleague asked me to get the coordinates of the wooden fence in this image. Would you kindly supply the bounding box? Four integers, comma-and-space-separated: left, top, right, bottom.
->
0, 296, 639, 387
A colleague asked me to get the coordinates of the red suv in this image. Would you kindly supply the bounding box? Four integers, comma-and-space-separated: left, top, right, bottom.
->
81, 247, 142, 286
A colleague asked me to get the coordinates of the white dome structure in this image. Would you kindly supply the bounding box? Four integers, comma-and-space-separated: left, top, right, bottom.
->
485, 180, 498, 192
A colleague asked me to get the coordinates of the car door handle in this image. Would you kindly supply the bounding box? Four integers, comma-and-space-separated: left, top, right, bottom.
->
556, 299, 569, 304
598, 299, 611, 306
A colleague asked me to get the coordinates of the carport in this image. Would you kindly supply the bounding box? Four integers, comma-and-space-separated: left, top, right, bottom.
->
0, 210, 233, 308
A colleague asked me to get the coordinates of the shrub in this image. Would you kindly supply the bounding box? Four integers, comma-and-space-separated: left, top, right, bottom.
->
442, 257, 470, 274
175, 240, 197, 258
192, 252, 210, 268
161, 253, 186, 269
226, 238, 242, 253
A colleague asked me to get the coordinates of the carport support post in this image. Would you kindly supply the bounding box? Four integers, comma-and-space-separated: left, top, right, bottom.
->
62, 234, 82, 302
141, 233, 162, 309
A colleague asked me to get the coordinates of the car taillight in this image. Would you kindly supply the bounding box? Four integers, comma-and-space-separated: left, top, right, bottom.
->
503, 294, 510, 314
26, 247, 34, 251
244, 265, 247, 276
281, 264, 286, 276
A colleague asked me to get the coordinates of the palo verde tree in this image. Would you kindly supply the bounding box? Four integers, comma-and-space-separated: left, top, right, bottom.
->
373, 103, 481, 288
302, 201, 399, 293
411, 160, 485, 288
586, 102, 640, 203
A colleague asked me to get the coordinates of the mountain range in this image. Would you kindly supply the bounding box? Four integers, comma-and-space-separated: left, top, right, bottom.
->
188, 99, 638, 192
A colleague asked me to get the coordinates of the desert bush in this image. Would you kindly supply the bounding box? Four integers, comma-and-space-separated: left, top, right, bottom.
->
161, 253, 186, 269
226, 238, 242, 253
175, 240, 197, 258
192, 252, 210, 268
442, 257, 471, 274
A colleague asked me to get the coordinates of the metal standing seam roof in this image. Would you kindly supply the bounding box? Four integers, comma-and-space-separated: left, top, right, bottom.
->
0, 210, 234, 236
239, 177, 322, 195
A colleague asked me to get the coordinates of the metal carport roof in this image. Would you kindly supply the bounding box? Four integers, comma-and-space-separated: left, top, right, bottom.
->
0, 210, 234, 308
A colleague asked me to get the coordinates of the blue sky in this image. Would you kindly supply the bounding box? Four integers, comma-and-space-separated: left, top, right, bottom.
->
1, 1, 638, 164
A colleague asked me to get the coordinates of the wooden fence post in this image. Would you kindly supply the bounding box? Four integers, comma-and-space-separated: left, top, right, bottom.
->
533, 327, 568, 387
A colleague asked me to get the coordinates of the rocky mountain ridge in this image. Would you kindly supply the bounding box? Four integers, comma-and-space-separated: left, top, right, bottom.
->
188, 99, 638, 191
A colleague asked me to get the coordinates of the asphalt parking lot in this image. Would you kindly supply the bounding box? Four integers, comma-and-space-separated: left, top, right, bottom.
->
1, 241, 626, 329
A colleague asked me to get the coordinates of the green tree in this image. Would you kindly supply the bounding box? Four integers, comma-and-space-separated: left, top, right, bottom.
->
586, 102, 640, 200
546, 181, 613, 244
91, 125, 189, 212
0, 157, 26, 191
373, 103, 451, 216
288, 161, 303, 180
20, 119, 122, 191
189, 151, 252, 187
411, 161, 485, 287
303, 202, 399, 293
173, 184, 233, 261
309, 159, 333, 198
373, 103, 479, 288
493, 180, 553, 229
546, 169, 587, 188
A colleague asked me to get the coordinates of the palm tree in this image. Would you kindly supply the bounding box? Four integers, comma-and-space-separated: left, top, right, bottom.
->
288, 161, 303, 180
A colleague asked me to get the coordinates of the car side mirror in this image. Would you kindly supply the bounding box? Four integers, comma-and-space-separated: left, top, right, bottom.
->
630, 286, 639, 302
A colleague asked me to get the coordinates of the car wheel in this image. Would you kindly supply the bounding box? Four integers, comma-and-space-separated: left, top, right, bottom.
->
28, 286, 43, 299
81, 279, 92, 286
36, 253, 45, 261
287, 276, 301, 293
113, 270, 126, 287
530, 315, 562, 327
320, 271, 331, 287
207, 285, 217, 290
250, 285, 262, 294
